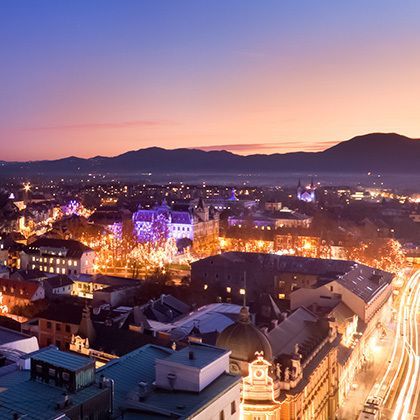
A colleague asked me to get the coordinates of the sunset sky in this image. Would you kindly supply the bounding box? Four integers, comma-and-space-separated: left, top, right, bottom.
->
1, 0, 419, 161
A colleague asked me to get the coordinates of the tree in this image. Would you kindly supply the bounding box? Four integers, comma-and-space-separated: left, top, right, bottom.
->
345, 238, 405, 274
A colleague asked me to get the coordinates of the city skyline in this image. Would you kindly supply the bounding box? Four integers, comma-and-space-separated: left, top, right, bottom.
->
1, 0, 420, 160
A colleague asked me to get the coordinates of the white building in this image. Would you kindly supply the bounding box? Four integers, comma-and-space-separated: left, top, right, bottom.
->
133, 199, 219, 247
21, 238, 96, 276
97, 342, 241, 419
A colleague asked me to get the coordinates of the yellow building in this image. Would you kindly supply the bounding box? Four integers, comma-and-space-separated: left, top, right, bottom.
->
217, 306, 339, 420
241, 353, 282, 420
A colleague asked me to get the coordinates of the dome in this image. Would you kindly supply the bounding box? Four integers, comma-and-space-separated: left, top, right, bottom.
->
216, 307, 273, 363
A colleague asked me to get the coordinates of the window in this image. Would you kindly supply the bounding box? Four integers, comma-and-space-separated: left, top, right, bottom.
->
56, 340, 61, 348
65, 325, 71, 333
62, 372, 70, 382
56, 323, 61, 331
231, 401, 236, 415
48, 368, 56, 377
330, 286, 334, 292
46, 321, 52, 329
219, 410, 225, 420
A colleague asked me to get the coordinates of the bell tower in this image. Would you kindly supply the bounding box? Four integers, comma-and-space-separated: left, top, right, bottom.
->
241, 352, 282, 420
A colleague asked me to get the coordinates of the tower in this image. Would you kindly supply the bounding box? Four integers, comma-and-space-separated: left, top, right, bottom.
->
297, 178, 317, 203
297, 179, 303, 200
241, 353, 282, 420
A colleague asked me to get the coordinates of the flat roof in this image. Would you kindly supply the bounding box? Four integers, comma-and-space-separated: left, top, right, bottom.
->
32, 347, 93, 372
0, 326, 31, 346
0, 370, 106, 420
162, 343, 229, 369
98, 344, 239, 418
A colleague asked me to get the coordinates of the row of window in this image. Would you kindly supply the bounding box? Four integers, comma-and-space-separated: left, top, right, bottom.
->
31, 256, 78, 266
136, 223, 192, 232
32, 264, 78, 275
203, 284, 246, 295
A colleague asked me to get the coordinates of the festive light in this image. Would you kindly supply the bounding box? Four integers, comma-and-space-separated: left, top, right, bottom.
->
0, 292, 9, 314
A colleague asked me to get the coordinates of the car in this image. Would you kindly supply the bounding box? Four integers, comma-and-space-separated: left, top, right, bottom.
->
358, 396, 382, 420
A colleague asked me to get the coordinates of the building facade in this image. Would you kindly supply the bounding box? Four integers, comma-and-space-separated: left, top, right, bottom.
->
132, 198, 219, 250
21, 238, 96, 275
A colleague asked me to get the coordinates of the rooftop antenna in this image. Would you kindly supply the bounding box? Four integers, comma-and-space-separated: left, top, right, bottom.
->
243, 271, 247, 308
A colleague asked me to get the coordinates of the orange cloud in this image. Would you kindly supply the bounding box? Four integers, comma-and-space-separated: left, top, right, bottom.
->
194, 140, 338, 154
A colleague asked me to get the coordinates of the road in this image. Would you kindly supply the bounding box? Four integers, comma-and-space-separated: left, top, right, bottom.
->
374, 269, 420, 419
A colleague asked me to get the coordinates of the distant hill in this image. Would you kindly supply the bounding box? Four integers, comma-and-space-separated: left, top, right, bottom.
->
1, 133, 419, 175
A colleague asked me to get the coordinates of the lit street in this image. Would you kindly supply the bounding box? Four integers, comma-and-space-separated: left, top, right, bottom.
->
377, 268, 420, 419
337, 269, 420, 420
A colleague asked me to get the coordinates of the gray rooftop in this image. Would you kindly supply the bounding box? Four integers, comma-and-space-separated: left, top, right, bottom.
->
0, 327, 31, 346
32, 347, 93, 372
97, 344, 239, 418
267, 307, 319, 357
0, 370, 105, 420
194, 253, 394, 303
163, 343, 229, 369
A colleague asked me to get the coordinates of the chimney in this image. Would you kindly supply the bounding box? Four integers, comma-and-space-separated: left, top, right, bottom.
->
138, 381, 149, 401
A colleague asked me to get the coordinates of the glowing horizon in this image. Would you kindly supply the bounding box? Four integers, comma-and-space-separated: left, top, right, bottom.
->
1, 1, 420, 160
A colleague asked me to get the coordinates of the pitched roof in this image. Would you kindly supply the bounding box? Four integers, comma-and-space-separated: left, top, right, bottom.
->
43, 275, 74, 289
10, 269, 47, 281
267, 307, 320, 358
25, 238, 93, 258
0, 278, 41, 299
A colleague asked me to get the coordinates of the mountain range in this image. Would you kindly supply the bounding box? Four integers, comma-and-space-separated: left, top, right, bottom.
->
1, 133, 419, 175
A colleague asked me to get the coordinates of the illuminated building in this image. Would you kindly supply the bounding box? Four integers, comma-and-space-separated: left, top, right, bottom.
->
70, 273, 140, 300
274, 230, 321, 256
297, 178, 316, 203
217, 307, 273, 376
217, 306, 340, 420
228, 207, 312, 231
0, 277, 45, 309
133, 198, 219, 250
241, 353, 282, 420
21, 238, 96, 275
